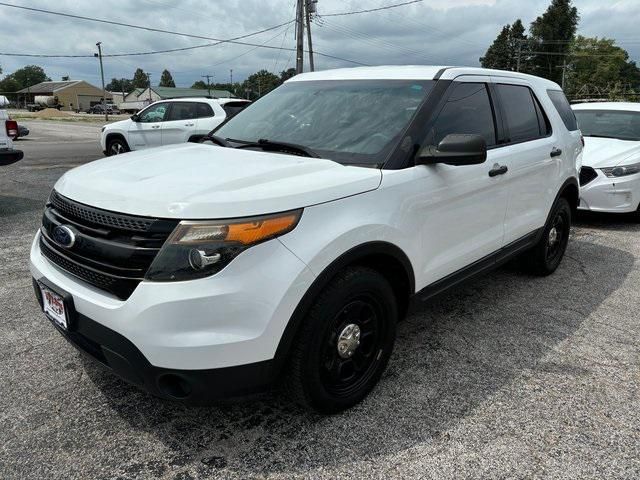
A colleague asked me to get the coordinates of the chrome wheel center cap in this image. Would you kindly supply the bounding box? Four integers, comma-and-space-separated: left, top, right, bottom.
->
548, 227, 558, 246
337, 324, 361, 359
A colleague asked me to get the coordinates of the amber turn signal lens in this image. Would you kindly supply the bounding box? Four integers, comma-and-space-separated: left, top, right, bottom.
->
226, 213, 300, 245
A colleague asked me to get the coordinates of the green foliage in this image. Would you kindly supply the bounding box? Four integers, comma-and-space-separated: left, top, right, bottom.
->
280, 68, 297, 82
106, 78, 134, 93
528, 0, 579, 84
241, 70, 280, 100
132, 68, 149, 89
566, 36, 640, 98
480, 19, 528, 71
159, 69, 176, 88
6, 65, 50, 90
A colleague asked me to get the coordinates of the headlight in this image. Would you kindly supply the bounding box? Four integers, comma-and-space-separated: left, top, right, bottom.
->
601, 162, 640, 177
145, 209, 302, 282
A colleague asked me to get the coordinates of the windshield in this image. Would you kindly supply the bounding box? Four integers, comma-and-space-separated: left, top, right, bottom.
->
215, 80, 435, 166
574, 110, 640, 141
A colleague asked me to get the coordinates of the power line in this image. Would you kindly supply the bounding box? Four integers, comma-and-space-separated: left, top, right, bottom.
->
320, 0, 423, 17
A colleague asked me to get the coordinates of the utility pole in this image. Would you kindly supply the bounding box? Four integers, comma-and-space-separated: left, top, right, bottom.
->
202, 74, 213, 97
516, 40, 522, 72
121, 78, 126, 108
147, 73, 152, 102
295, 0, 305, 74
305, 0, 317, 71
95, 42, 108, 121
557, 59, 568, 90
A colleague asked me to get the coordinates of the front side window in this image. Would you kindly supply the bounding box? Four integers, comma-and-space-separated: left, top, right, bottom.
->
429, 82, 496, 147
574, 110, 640, 141
215, 80, 435, 166
138, 103, 168, 123
495, 84, 542, 143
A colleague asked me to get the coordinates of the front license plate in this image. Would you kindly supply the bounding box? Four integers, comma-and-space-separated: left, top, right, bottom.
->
39, 283, 68, 330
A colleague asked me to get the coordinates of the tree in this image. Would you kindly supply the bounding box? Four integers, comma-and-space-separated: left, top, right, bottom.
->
566, 36, 640, 99
241, 70, 280, 100
132, 68, 149, 89
529, 0, 579, 84
105, 78, 134, 93
9, 65, 50, 89
480, 20, 529, 71
191, 80, 207, 89
280, 67, 297, 82
159, 69, 175, 87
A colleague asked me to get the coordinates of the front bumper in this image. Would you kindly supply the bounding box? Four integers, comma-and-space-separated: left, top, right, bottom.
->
579, 169, 640, 213
30, 231, 316, 392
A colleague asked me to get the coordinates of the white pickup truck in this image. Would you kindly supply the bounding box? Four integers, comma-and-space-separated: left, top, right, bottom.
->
0, 108, 24, 166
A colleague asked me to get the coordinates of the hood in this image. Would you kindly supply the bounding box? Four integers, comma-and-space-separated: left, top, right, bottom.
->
104, 118, 131, 130
54, 143, 382, 219
582, 137, 640, 168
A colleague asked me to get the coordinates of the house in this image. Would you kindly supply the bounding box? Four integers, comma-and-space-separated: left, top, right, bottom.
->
136, 86, 235, 102
16, 80, 112, 112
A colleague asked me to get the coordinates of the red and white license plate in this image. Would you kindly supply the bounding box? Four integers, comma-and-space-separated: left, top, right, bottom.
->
39, 284, 68, 330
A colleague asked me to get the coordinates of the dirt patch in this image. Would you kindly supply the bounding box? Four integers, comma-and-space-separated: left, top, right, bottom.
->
34, 108, 72, 118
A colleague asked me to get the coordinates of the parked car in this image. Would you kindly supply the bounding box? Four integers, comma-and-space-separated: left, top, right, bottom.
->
0, 109, 24, 166
100, 98, 250, 155
31, 66, 580, 413
17, 124, 29, 139
572, 102, 640, 215
86, 104, 119, 115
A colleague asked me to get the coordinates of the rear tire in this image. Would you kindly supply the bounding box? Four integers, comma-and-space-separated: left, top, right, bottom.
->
106, 137, 130, 156
285, 266, 397, 413
522, 197, 571, 276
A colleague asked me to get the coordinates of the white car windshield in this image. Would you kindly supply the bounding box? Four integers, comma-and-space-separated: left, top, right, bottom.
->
215, 80, 435, 166
574, 110, 640, 141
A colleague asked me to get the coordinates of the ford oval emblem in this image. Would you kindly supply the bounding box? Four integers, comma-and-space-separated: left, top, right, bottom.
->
52, 225, 76, 248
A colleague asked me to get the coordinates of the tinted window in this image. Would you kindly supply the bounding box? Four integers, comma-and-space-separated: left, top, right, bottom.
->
430, 83, 496, 147
548, 90, 578, 131
196, 103, 214, 118
574, 110, 640, 141
138, 103, 168, 123
496, 84, 542, 143
222, 101, 251, 119
167, 102, 198, 121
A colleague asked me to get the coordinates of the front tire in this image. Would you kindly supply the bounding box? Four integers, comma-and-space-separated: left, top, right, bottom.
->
106, 137, 130, 156
285, 267, 397, 413
522, 197, 571, 276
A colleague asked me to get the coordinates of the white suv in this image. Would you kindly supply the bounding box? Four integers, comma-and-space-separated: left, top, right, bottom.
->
31, 66, 581, 413
0, 109, 23, 166
100, 97, 251, 155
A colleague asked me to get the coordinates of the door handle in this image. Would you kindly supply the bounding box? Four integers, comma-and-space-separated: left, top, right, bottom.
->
151, 125, 160, 129
184, 123, 195, 126
488, 164, 508, 177
550, 147, 562, 157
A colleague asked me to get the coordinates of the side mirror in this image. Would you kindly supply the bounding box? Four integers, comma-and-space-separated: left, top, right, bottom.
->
131, 114, 140, 122
417, 134, 487, 166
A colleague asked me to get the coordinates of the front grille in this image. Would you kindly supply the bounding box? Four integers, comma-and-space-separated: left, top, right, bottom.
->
41, 191, 179, 300
579, 166, 598, 186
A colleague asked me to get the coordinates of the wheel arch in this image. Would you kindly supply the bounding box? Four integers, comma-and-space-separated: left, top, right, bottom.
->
272, 241, 415, 378
105, 132, 129, 148
556, 176, 579, 213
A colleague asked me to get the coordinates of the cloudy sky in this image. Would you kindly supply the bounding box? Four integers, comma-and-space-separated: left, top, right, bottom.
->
0, 0, 638, 87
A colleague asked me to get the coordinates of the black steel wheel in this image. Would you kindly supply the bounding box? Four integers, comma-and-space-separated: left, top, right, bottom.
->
285, 266, 397, 413
106, 137, 130, 156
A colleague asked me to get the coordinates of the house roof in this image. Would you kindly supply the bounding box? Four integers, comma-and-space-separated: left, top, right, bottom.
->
16, 80, 81, 94
151, 86, 234, 99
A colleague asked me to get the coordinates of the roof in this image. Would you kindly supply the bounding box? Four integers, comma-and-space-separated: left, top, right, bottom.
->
214, 98, 250, 105
572, 102, 640, 112
151, 86, 234, 99
289, 65, 561, 89
16, 80, 81, 94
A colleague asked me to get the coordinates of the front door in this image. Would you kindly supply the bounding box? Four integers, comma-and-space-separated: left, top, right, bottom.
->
128, 102, 168, 150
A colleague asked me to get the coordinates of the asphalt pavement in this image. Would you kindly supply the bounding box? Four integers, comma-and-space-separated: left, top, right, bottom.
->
1, 121, 638, 479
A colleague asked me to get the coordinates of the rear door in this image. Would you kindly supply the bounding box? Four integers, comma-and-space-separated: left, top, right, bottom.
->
161, 102, 199, 145
194, 102, 223, 136
490, 79, 558, 244
128, 102, 168, 149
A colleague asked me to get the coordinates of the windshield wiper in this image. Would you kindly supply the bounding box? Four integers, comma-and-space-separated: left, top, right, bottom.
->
230, 138, 320, 158
583, 134, 637, 141
199, 134, 231, 147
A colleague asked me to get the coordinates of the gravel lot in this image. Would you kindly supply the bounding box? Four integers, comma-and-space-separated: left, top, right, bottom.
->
1, 121, 639, 479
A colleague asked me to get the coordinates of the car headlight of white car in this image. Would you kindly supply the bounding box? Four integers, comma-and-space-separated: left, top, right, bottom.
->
601, 162, 640, 178
145, 210, 302, 281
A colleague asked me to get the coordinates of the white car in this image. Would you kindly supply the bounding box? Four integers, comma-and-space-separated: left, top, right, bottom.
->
100, 97, 251, 155
0, 109, 23, 166
573, 102, 640, 214
31, 66, 581, 413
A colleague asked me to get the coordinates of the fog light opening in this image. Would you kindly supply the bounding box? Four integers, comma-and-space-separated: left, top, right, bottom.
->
157, 373, 192, 399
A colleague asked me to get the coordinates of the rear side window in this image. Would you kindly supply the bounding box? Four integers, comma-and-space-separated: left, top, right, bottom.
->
430, 83, 496, 147
548, 90, 578, 131
196, 103, 214, 118
222, 101, 251, 119
495, 84, 543, 143
167, 102, 198, 121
